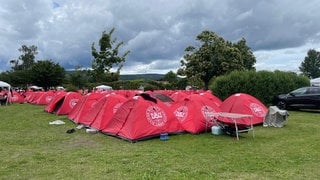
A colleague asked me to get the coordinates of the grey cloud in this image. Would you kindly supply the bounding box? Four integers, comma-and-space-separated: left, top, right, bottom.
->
1, 1, 51, 39
223, 0, 320, 50
1, 0, 320, 74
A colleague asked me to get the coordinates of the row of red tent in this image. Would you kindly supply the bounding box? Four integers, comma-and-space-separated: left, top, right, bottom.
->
13, 89, 268, 142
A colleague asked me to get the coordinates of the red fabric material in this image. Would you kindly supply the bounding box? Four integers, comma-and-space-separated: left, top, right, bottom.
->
44, 91, 67, 112
78, 94, 127, 129
170, 91, 188, 103
101, 95, 183, 141
171, 94, 221, 134
28, 92, 45, 104
36, 90, 56, 105
11, 91, 25, 103
198, 90, 222, 107
55, 92, 83, 115
219, 93, 267, 126
67, 92, 105, 123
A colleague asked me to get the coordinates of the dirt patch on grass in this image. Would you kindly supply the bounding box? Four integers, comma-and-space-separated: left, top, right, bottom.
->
62, 135, 104, 150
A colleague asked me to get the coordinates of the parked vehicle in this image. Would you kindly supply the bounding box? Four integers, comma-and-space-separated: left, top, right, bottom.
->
273, 86, 320, 110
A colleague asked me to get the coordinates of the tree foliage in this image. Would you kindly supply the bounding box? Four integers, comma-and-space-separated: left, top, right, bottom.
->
299, 49, 320, 79
163, 71, 178, 83
89, 28, 130, 82
29, 60, 65, 90
4, 45, 39, 86
67, 66, 88, 89
178, 30, 256, 90
10, 45, 38, 71
162, 71, 177, 89
210, 70, 309, 105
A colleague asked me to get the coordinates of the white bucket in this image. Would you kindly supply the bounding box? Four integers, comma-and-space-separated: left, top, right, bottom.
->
211, 126, 223, 135
86, 128, 98, 134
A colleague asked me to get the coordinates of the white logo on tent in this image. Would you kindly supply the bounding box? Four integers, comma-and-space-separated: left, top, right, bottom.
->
69, 99, 79, 108
250, 103, 266, 117
174, 106, 188, 123
201, 106, 216, 120
146, 106, 167, 127
46, 96, 53, 103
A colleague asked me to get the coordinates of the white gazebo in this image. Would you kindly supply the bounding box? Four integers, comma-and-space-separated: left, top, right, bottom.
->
0, 81, 11, 89
310, 77, 320, 87
95, 85, 113, 91
0, 81, 11, 105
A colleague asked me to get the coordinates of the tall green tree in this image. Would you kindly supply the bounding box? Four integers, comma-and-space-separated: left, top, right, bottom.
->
68, 66, 88, 89
89, 28, 130, 82
233, 38, 256, 70
7, 45, 38, 86
29, 60, 65, 90
178, 30, 256, 90
299, 49, 320, 79
163, 70, 177, 82
162, 71, 179, 89
6, 70, 32, 87
10, 45, 38, 71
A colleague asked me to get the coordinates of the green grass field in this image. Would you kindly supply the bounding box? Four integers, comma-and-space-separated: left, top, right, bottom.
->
0, 103, 319, 179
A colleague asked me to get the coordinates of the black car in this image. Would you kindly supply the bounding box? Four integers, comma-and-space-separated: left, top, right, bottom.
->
273, 86, 320, 110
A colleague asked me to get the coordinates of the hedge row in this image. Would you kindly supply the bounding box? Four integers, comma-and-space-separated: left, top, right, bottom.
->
209, 70, 310, 105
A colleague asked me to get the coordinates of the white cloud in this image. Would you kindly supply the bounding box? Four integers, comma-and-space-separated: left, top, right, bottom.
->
254, 42, 320, 73
236, 9, 253, 21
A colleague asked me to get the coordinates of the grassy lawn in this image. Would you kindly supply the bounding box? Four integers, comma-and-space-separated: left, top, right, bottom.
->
0, 103, 319, 179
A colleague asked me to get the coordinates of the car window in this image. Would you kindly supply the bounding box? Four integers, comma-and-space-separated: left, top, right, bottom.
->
290, 88, 307, 95
307, 88, 320, 94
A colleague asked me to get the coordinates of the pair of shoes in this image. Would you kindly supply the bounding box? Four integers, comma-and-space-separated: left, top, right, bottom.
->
66, 128, 76, 134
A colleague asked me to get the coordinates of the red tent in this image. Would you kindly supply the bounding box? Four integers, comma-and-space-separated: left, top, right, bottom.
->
78, 94, 127, 130
35, 90, 55, 105
28, 91, 45, 104
23, 91, 33, 103
101, 94, 183, 142
55, 92, 83, 115
11, 91, 25, 103
68, 92, 105, 123
113, 90, 141, 99
44, 91, 67, 112
171, 94, 221, 134
170, 91, 188, 103
219, 93, 267, 125
199, 90, 222, 107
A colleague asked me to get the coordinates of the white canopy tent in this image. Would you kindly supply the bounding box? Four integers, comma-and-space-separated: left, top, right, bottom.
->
95, 85, 113, 91
310, 77, 320, 87
28, 85, 43, 90
0, 81, 11, 89
0, 81, 11, 105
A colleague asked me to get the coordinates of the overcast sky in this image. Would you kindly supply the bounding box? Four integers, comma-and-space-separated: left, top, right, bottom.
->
1, 0, 320, 74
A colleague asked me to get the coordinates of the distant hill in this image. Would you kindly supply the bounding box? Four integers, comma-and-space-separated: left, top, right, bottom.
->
119, 74, 164, 80
65, 70, 164, 81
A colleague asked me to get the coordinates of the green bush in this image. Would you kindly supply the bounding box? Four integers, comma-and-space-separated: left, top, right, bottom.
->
62, 83, 79, 92
209, 70, 310, 105
107, 79, 173, 90
101, 80, 143, 90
